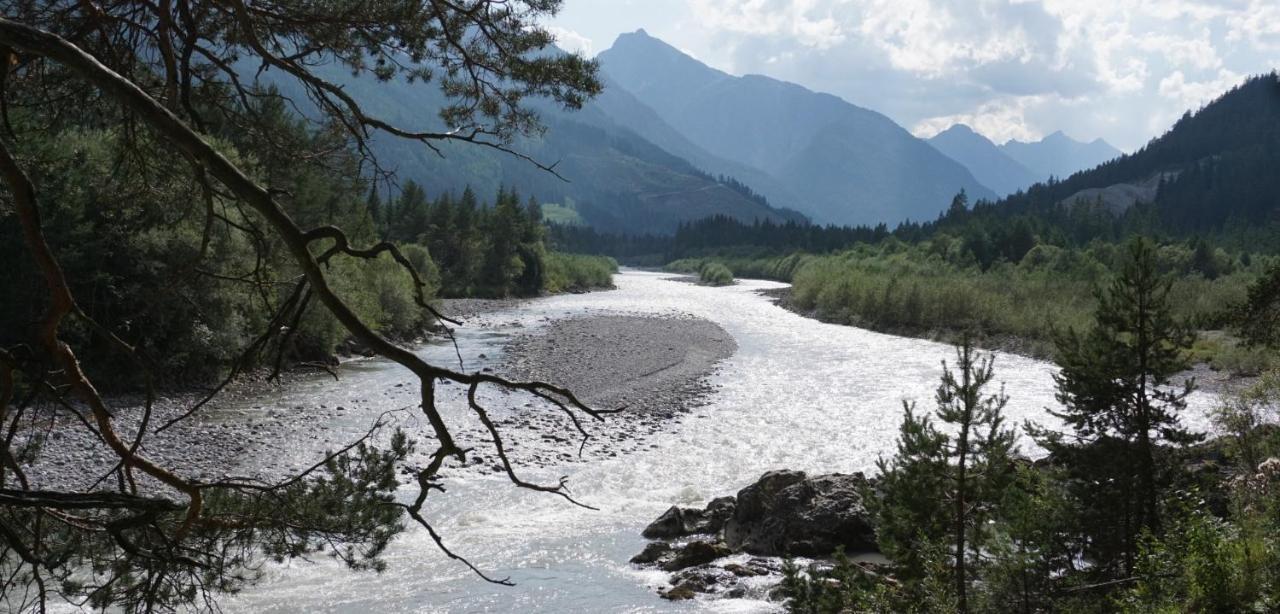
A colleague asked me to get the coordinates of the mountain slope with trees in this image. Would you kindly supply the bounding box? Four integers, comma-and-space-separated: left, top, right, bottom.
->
597, 29, 997, 227
251, 58, 803, 235
936, 73, 1280, 250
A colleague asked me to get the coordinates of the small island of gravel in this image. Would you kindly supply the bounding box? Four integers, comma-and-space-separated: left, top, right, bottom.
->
503, 314, 737, 418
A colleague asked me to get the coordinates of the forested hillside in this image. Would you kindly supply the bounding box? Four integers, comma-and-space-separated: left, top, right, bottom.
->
939, 73, 1280, 251
250, 58, 804, 234
0, 95, 613, 388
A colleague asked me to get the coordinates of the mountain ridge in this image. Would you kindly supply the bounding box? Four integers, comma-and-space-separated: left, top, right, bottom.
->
927, 124, 1041, 196
999, 131, 1123, 180
598, 29, 998, 226
243, 55, 804, 234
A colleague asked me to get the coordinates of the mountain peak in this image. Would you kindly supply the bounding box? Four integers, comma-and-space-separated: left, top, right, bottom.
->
940, 123, 978, 136
928, 124, 1038, 197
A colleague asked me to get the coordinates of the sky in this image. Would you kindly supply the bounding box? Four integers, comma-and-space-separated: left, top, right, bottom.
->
548, 0, 1280, 152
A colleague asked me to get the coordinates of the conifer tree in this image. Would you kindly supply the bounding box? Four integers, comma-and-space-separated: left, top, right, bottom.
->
1235, 262, 1280, 349
1035, 236, 1199, 574
874, 338, 1018, 612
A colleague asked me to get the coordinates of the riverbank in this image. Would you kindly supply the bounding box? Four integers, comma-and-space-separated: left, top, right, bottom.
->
760, 285, 1259, 397
20, 293, 739, 496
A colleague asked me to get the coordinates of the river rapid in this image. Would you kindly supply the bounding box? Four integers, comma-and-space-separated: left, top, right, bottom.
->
222, 269, 1219, 613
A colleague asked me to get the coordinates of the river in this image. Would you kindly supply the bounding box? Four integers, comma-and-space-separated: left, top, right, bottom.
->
221, 269, 1219, 613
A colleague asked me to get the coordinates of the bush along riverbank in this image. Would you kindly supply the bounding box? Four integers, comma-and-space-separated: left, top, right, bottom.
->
637, 239, 1280, 612
666, 235, 1278, 375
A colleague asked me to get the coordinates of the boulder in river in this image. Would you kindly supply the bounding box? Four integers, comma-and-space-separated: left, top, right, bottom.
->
641, 496, 737, 539
724, 470, 877, 557
632, 469, 880, 602
662, 540, 732, 572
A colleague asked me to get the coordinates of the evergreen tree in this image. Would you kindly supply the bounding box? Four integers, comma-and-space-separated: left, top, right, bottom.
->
1035, 237, 1200, 574
1235, 262, 1280, 349
874, 338, 1018, 611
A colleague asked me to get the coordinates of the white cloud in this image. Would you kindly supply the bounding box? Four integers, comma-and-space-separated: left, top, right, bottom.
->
553, 0, 1280, 149
688, 0, 849, 49
1158, 68, 1244, 110
914, 97, 1046, 143
547, 26, 594, 56
1226, 0, 1280, 51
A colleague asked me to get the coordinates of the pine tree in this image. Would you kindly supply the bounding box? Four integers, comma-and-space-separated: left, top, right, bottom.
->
874, 338, 1018, 612
1036, 236, 1200, 574
1235, 262, 1280, 349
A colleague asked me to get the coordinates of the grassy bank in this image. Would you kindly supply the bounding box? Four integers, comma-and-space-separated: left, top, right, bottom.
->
669, 239, 1276, 373
543, 252, 619, 293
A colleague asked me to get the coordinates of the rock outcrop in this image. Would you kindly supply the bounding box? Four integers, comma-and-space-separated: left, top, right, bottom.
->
724, 470, 877, 557
632, 469, 879, 602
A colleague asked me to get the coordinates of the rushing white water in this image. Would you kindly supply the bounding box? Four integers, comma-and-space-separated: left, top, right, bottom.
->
222, 270, 1218, 613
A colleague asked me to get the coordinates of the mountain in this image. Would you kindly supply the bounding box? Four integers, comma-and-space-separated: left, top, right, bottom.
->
999, 131, 1123, 181
927, 125, 1040, 196
970, 73, 1280, 238
597, 30, 997, 227
245, 59, 804, 235
586, 74, 808, 213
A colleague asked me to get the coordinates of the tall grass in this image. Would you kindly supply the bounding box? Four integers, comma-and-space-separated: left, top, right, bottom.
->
668, 238, 1276, 368
543, 252, 618, 293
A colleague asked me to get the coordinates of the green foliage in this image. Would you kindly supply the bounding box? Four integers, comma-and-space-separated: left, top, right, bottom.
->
780, 546, 959, 613
779, 552, 900, 613
1213, 371, 1280, 472
1035, 237, 1201, 576
771, 238, 1258, 365
543, 252, 618, 293
1, 431, 414, 613
873, 340, 1017, 610
697, 262, 734, 286
0, 103, 454, 388
1235, 262, 1280, 349
1121, 511, 1280, 613
378, 183, 612, 299
0, 119, 615, 389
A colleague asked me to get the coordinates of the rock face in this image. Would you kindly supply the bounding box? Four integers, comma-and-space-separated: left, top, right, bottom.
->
641, 496, 737, 539
632, 469, 880, 602
724, 470, 877, 557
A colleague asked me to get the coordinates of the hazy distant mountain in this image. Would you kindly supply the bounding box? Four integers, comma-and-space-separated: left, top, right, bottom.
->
246, 58, 802, 234
999, 131, 1123, 181
598, 30, 996, 227
927, 125, 1040, 196
586, 73, 808, 213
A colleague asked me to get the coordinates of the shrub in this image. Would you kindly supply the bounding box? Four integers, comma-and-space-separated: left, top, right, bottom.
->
542, 252, 617, 293
698, 262, 734, 286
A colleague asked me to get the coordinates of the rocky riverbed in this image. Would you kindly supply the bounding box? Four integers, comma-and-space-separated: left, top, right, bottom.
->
503, 314, 737, 417
19, 304, 739, 501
